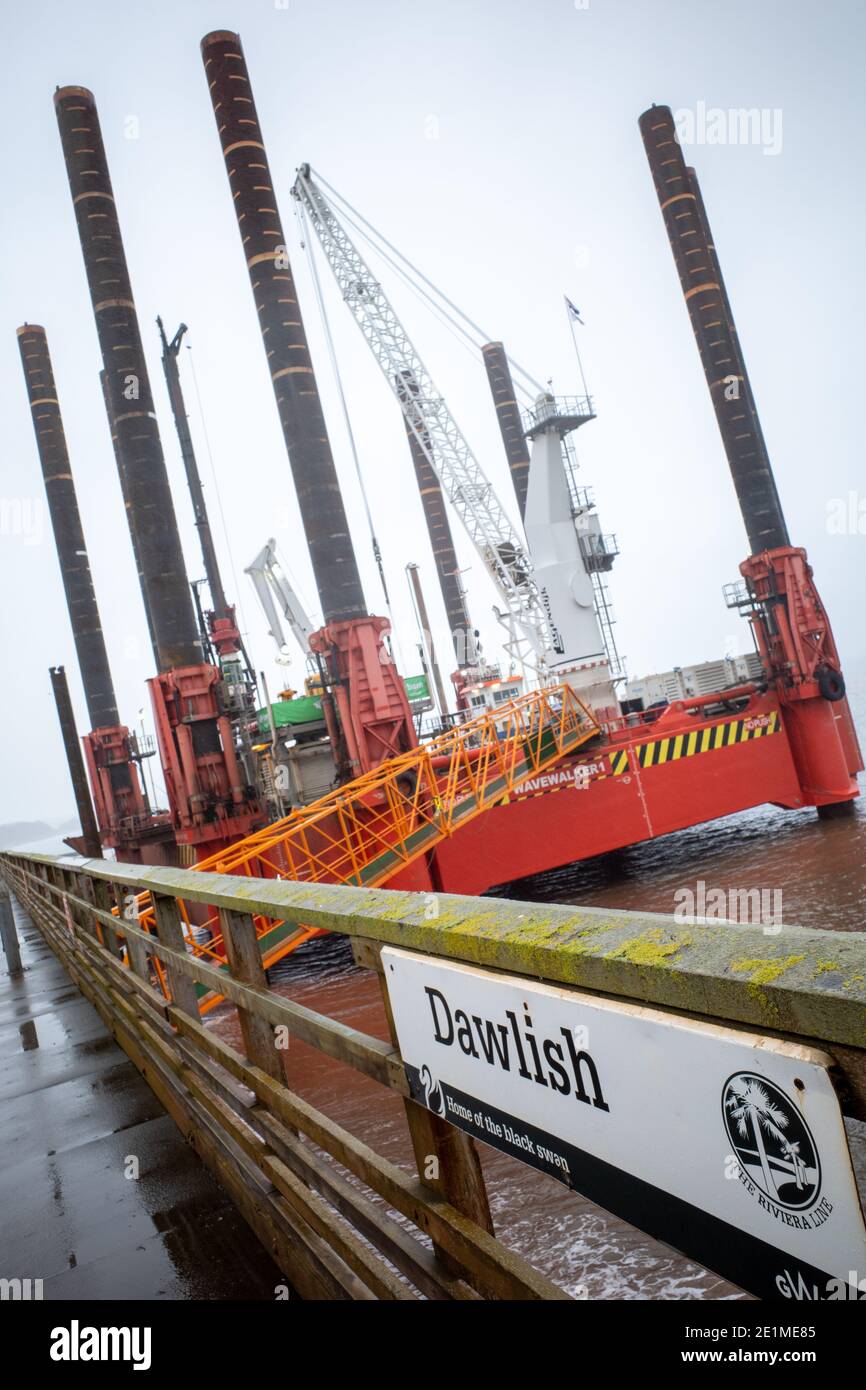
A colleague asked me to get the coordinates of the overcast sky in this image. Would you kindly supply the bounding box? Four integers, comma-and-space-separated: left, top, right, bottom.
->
2, 0, 864, 826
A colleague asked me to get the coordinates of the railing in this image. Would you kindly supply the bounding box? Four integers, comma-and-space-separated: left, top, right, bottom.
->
724, 579, 756, 610
521, 394, 596, 436
579, 531, 619, 573
2, 850, 865, 1301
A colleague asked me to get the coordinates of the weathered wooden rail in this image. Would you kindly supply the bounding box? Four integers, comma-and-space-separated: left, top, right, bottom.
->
2, 849, 865, 1300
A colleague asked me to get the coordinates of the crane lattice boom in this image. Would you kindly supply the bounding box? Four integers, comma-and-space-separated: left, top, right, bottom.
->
291, 165, 554, 664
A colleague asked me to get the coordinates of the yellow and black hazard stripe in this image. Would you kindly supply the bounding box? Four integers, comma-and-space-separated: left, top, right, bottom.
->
611, 710, 780, 776
608, 749, 630, 777
507, 711, 782, 800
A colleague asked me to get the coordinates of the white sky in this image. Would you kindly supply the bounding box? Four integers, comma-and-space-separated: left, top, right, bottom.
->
2, 0, 864, 824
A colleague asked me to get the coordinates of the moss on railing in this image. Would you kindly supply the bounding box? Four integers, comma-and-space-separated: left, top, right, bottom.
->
3, 851, 866, 1050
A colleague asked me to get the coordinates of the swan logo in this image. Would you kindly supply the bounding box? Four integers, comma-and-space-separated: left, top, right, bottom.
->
723, 1074, 821, 1212
420, 1064, 444, 1116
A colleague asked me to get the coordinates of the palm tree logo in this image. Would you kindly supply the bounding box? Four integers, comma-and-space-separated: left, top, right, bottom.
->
722, 1073, 820, 1210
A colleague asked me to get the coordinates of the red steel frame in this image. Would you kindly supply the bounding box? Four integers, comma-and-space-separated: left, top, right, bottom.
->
309, 616, 418, 779
82, 725, 174, 861
148, 664, 262, 850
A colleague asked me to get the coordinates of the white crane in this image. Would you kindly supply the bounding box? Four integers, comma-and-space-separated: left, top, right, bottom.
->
245, 539, 315, 664
291, 164, 557, 671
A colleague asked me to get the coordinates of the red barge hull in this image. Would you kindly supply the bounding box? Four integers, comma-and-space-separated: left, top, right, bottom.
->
416, 691, 860, 896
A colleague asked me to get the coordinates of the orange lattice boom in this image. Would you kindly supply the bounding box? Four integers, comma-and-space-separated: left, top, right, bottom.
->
128, 684, 598, 1008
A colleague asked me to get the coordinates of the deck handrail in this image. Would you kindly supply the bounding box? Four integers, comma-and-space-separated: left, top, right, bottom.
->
2, 848, 865, 1301
5, 850, 866, 1057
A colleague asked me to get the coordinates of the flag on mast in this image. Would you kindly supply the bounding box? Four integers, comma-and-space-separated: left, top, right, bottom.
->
564, 295, 590, 399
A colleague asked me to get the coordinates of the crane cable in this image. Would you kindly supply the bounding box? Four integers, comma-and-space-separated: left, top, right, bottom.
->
327, 197, 494, 383
314, 177, 595, 537
311, 167, 547, 401
293, 197, 407, 672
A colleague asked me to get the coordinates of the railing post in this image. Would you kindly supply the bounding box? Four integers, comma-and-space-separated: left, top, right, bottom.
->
94, 881, 151, 979
92, 878, 124, 958
72, 871, 103, 949
33, 863, 50, 918
0, 880, 23, 977
47, 862, 72, 937
42, 863, 61, 928
217, 907, 285, 1082
367, 947, 495, 1246
152, 893, 200, 1020
44, 862, 59, 900
80, 874, 104, 943
120, 890, 152, 981
53, 864, 73, 937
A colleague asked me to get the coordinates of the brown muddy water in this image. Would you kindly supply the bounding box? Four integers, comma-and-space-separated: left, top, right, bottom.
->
210, 676, 866, 1300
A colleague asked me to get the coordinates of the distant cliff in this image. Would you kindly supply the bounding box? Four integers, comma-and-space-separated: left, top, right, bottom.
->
0, 818, 78, 850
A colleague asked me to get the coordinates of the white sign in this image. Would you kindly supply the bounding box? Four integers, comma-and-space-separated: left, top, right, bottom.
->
383, 947, 866, 1301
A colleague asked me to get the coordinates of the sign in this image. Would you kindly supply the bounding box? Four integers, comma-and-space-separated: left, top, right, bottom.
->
404, 673, 432, 708
383, 947, 866, 1300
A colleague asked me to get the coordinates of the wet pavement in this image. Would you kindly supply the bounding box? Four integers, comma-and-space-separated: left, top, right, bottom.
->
0, 893, 282, 1300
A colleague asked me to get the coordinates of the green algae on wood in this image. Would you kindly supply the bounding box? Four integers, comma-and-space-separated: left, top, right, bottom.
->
6, 849, 866, 1051
730, 955, 806, 988
607, 927, 691, 969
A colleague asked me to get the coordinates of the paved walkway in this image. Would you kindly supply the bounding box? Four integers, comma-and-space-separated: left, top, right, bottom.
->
0, 893, 282, 1300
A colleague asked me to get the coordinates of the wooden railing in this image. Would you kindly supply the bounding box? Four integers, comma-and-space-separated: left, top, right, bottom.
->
2, 849, 865, 1301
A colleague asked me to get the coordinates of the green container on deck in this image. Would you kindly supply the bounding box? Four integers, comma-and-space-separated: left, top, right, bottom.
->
256, 696, 324, 735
